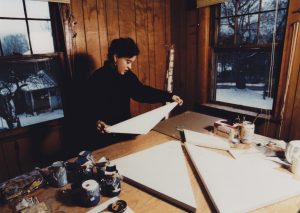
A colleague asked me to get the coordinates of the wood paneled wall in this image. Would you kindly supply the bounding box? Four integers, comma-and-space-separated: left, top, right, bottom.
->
69, 0, 171, 116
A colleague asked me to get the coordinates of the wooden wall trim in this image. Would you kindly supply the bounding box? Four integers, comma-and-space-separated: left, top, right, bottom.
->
275, 0, 300, 140
197, 7, 210, 104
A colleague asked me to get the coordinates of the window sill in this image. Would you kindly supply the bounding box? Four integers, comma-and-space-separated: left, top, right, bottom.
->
194, 103, 280, 124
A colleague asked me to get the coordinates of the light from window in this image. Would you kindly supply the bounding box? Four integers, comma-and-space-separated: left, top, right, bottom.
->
213, 0, 288, 110
0, 0, 54, 56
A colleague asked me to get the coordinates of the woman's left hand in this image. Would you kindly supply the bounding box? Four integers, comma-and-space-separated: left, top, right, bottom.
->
172, 95, 183, 106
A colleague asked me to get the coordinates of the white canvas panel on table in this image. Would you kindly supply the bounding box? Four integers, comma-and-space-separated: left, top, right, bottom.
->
185, 142, 300, 213
111, 140, 197, 212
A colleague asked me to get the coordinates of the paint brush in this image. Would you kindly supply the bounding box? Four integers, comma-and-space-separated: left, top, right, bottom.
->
252, 112, 260, 124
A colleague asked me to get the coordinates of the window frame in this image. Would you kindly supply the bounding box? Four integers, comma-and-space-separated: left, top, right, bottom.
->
209, 0, 289, 114
0, 2, 69, 140
0, 0, 60, 56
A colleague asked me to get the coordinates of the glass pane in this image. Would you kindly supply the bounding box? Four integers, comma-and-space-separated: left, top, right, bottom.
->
237, 0, 259, 15
218, 18, 235, 45
259, 12, 275, 44
0, 0, 25, 18
220, 0, 236, 17
28, 20, 54, 54
275, 9, 287, 42
237, 15, 258, 44
25, 0, 50, 19
215, 51, 280, 110
258, 9, 287, 44
262, 0, 288, 11
0, 20, 30, 55
0, 57, 64, 130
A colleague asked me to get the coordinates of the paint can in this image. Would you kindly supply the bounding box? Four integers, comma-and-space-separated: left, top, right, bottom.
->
100, 164, 121, 197
80, 179, 100, 207
50, 161, 67, 187
240, 121, 255, 144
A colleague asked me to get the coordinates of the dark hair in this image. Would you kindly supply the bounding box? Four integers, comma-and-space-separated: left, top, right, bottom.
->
107, 38, 140, 62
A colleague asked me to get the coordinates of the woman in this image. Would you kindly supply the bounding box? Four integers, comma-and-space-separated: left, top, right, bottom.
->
84, 37, 183, 149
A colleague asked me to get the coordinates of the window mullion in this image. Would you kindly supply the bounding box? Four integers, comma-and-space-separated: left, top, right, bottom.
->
234, 0, 239, 45
22, 0, 33, 54
257, 0, 263, 44
0, 39, 3, 56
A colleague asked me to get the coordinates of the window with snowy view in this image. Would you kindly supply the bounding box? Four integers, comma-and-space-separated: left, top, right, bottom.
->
0, 0, 65, 132
212, 0, 289, 110
0, 0, 54, 56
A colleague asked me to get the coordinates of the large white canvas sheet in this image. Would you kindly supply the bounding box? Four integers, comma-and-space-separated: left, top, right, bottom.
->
106, 102, 177, 134
111, 140, 197, 212
184, 129, 230, 150
185, 142, 300, 213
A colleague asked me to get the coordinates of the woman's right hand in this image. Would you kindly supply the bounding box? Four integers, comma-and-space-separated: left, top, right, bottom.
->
96, 120, 110, 133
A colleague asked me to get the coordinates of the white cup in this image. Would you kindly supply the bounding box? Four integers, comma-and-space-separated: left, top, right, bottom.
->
285, 140, 300, 164
240, 121, 255, 144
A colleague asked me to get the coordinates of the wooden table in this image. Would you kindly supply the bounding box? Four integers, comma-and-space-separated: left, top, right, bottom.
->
1, 112, 300, 212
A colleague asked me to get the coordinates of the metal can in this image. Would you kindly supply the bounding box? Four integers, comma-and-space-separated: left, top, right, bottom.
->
51, 161, 68, 187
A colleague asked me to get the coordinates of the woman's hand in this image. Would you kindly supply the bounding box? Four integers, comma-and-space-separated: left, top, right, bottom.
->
96, 120, 110, 133
172, 95, 183, 106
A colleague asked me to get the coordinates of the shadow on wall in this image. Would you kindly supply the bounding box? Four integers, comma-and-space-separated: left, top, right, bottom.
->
61, 53, 95, 158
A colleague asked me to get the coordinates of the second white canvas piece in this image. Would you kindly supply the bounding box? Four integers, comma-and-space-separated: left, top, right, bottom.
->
111, 140, 197, 212
106, 102, 178, 134
184, 129, 230, 150
185, 142, 300, 213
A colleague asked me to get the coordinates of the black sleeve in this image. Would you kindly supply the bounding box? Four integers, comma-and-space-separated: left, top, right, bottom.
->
128, 71, 173, 103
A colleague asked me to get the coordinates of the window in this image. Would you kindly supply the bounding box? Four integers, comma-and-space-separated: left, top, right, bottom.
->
0, 0, 55, 56
212, 0, 289, 110
0, 1, 66, 133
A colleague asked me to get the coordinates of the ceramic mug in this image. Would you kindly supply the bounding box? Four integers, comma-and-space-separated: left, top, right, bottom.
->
285, 140, 300, 164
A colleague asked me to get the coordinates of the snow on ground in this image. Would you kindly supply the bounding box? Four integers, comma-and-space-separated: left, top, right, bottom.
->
0, 109, 64, 129
216, 88, 273, 109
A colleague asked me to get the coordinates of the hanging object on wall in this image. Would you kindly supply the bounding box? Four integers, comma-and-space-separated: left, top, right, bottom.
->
29, 0, 70, 3
165, 45, 175, 94
196, 0, 227, 8
164, 45, 175, 119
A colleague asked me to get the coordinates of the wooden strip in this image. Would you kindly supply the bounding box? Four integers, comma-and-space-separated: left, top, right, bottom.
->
118, 0, 136, 39
196, 0, 226, 8
2, 141, 20, 179
70, 0, 88, 79
0, 144, 9, 182
71, 0, 86, 54
96, 0, 109, 66
147, 0, 157, 110
83, 0, 101, 72
153, 0, 166, 91
165, 0, 171, 46
152, 0, 167, 111
172, 0, 187, 110
118, 0, 140, 116
197, 8, 210, 104
185, 9, 198, 109
135, 0, 151, 113
17, 138, 35, 174
106, 0, 120, 42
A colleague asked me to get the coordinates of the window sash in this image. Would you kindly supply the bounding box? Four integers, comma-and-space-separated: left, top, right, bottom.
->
0, 0, 55, 56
